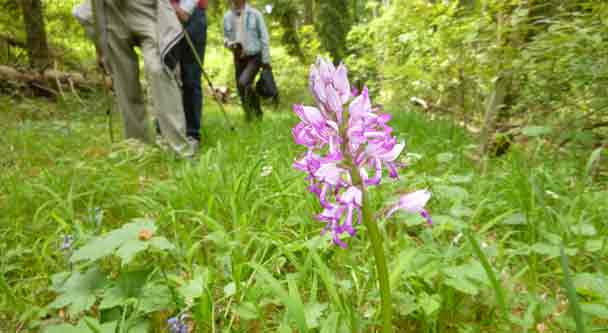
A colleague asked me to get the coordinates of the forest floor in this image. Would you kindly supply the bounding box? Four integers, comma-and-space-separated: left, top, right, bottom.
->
1, 92, 607, 332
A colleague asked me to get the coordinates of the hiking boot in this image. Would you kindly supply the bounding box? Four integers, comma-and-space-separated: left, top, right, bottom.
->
187, 137, 200, 152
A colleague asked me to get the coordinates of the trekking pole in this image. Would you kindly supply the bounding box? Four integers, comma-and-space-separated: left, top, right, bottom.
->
183, 30, 235, 131
103, 75, 115, 144
90, 0, 115, 143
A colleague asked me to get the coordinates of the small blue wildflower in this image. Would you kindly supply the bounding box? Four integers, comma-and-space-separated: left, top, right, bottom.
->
88, 207, 104, 229
167, 314, 188, 333
60, 235, 74, 251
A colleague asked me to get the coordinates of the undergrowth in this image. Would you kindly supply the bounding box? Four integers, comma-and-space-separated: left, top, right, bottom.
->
0, 92, 606, 332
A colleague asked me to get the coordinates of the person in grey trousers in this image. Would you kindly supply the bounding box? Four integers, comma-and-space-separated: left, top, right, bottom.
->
73, 0, 195, 158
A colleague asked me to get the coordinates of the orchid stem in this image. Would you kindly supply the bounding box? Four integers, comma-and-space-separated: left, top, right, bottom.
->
352, 169, 393, 333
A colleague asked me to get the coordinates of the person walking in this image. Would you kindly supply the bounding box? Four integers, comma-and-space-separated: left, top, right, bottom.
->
223, 0, 271, 122
170, 0, 207, 148
74, 0, 195, 158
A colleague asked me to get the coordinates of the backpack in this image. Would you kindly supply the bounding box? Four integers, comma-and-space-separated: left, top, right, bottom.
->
256, 67, 279, 101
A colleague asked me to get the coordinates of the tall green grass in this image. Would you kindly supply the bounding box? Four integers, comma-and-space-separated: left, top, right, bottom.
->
1, 93, 606, 332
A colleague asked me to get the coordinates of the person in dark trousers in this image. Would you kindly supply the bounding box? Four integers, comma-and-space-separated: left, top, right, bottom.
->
223, 0, 271, 122
171, 0, 208, 148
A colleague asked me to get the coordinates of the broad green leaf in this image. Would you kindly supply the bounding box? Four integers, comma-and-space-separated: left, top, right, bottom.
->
502, 212, 526, 225
320, 312, 340, 333
418, 293, 441, 316
83, 317, 118, 333
429, 215, 466, 230
99, 285, 130, 310
149, 236, 175, 251
70, 234, 126, 263
394, 292, 418, 316
278, 322, 293, 333
235, 302, 259, 321
138, 283, 173, 314
521, 126, 552, 137
436, 152, 454, 163
580, 303, 608, 319
124, 318, 150, 333
442, 260, 488, 295
178, 269, 208, 302
48, 267, 106, 316
585, 239, 604, 253
570, 224, 597, 237
531, 243, 577, 258
389, 249, 417, 288
43, 317, 117, 333
530, 242, 557, 256
398, 212, 427, 226
71, 219, 157, 263
50, 271, 71, 290
436, 185, 469, 203
43, 324, 85, 333
116, 239, 149, 265
574, 273, 608, 300
304, 302, 327, 328
442, 260, 489, 288
448, 174, 473, 184
204, 231, 230, 247
450, 204, 474, 218
223, 282, 236, 297
98, 270, 152, 311
444, 277, 479, 295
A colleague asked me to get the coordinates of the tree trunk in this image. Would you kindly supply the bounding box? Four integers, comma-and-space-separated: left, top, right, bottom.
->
478, 71, 512, 157
478, 13, 509, 160
279, 6, 305, 62
304, 0, 314, 25
19, 0, 50, 69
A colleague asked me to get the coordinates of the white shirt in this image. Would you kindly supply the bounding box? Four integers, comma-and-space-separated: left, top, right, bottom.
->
234, 12, 247, 47
177, 0, 198, 15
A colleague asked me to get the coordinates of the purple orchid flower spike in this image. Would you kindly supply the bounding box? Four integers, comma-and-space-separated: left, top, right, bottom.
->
333, 64, 351, 104
386, 190, 433, 224
294, 56, 432, 333
293, 57, 431, 247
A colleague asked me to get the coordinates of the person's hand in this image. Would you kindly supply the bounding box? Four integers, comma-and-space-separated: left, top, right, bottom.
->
95, 48, 106, 73
224, 40, 235, 49
96, 55, 104, 71
172, 3, 190, 23
103, 76, 113, 90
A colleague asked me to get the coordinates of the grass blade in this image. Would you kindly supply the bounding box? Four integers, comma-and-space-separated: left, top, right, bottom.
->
560, 243, 586, 333
0, 272, 17, 308
585, 146, 603, 180
466, 230, 508, 320
250, 263, 308, 332
311, 251, 344, 311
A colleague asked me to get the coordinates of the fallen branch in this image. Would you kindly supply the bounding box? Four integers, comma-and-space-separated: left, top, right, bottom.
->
0, 64, 104, 95
0, 65, 96, 85
0, 34, 26, 48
